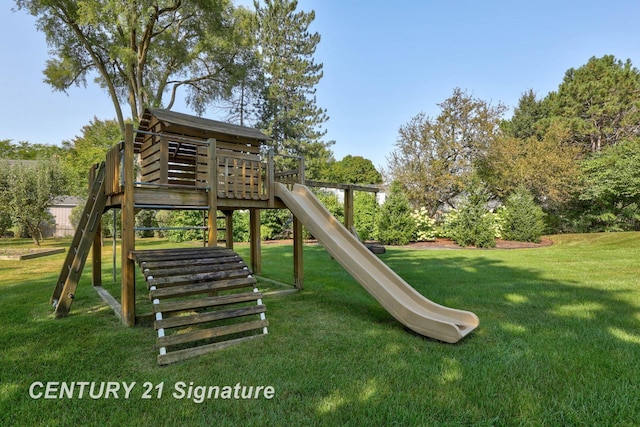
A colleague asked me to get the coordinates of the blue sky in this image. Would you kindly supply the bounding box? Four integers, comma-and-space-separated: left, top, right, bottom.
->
2, 1, 639, 168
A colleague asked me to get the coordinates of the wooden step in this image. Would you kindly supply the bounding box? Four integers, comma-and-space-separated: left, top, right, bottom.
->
133, 247, 234, 262
142, 260, 247, 278
134, 246, 268, 365
153, 291, 263, 314
149, 277, 257, 299
155, 304, 266, 330
140, 255, 243, 271
147, 269, 253, 288
157, 335, 266, 366
157, 319, 268, 348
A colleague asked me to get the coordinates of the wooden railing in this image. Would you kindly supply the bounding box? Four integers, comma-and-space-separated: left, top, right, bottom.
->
272, 151, 305, 190
197, 147, 269, 200
102, 133, 308, 204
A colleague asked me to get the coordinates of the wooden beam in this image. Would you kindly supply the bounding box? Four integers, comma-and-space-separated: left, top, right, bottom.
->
159, 135, 169, 184
250, 209, 261, 275
267, 149, 275, 208
293, 215, 303, 290
207, 138, 218, 246
224, 210, 234, 250
90, 164, 102, 287
121, 124, 136, 327
344, 185, 354, 232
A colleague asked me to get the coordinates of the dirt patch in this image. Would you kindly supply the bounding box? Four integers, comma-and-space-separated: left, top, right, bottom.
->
0, 247, 65, 260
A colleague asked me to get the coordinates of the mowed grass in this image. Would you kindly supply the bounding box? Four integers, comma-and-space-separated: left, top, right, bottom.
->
0, 233, 639, 426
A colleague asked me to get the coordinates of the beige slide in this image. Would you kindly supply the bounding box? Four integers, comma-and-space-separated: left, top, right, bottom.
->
275, 183, 479, 343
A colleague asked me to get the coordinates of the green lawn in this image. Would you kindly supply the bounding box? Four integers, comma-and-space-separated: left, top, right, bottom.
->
1, 233, 639, 426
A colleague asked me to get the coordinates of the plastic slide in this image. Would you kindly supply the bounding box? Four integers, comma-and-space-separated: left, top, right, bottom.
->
275, 183, 479, 343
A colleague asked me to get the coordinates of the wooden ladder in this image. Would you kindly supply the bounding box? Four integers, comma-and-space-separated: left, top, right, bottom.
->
132, 247, 268, 365
51, 162, 107, 317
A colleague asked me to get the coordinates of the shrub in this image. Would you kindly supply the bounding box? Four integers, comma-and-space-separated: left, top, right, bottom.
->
260, 209, 292, 240
410, 207, 437, 241
377, 181, 415, 245
353, 192, 378, 241
498, 187, 546, 242
444, 185, 497, 248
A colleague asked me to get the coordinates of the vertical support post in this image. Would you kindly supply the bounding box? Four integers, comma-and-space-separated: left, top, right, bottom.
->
90, 164, 102, 287
250, 209, 262, 275
293, 215, 304, 290
267, 149, 275, 208
112, 208, 117, 282
121, 124, 136, 326
207, 138, 218, 246
224, 210, 234, 250
159, 135, 168, 184
344, 185, 354, 232
298, 155, 306, 185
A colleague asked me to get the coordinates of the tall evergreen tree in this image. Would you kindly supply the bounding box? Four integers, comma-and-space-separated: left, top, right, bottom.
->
548, 55, 640, 152
254, 0, 332, 179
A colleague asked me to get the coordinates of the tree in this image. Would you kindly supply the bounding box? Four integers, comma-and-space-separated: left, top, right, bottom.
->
15, 0, 253, 133
353, 192, 378, 241
497, 187, 546, 243
0, 159, 68, 245
388, 88, 507, 214
254, 0, 333, 180
326, 155, 382, 184
444, 181, 497, 248
0, 139, 65, 160
61, 117, 122, 197
503, 89, 550, 140
547, 55, 640, 152
480, 121, 582, 207
575, 139, 640, 231
377, 181, 415, 245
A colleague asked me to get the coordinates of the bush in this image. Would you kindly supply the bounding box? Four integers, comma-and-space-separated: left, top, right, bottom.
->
498, 188, 546, 242
157, 210, 207, 243
353, 192, 378, 241
444, 185, 497, 248
135, 210, 158, 238
377, 181, 415, 245
260, 209, 292, 240
410, 207, 437, 241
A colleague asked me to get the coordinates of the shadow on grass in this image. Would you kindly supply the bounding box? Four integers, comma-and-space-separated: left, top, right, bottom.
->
256, 244, 640, 425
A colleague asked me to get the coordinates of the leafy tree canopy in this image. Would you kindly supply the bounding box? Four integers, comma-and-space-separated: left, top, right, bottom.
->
0, 139, 65, 160
15, 0, 254, 133
0, 159, 68, 245
480, 120, 582, 207
326, 155, 382, 185
388, 88, 507, 214
61, 117, 123, 197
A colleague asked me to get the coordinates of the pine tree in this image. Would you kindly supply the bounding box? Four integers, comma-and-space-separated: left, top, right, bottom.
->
377, 181, 415, 245
254, 0, 332, 179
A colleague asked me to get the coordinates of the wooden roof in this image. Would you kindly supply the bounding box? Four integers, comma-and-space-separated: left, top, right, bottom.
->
138, 108, 269, 145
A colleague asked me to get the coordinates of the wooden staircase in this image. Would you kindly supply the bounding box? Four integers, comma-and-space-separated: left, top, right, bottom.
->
51, 162, 107, 317
132, 247, 268, 365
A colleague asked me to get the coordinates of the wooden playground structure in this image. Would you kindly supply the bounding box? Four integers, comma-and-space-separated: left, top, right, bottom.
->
50, 108, 380, 364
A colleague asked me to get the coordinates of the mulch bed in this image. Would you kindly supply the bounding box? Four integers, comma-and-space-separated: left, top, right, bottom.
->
403, 237, 553, 250
260, 237, 553, 250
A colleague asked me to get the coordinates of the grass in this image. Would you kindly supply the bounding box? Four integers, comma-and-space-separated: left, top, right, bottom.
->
1, 233, 639, 426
